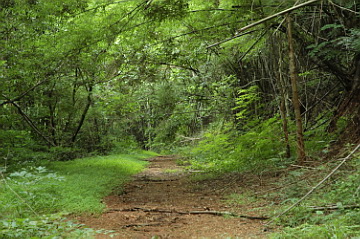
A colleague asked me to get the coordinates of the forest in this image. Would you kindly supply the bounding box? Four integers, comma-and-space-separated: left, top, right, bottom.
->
0, 0, 359, 238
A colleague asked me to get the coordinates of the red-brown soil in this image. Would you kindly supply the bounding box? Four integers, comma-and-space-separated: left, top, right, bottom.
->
77, 156, 271, 239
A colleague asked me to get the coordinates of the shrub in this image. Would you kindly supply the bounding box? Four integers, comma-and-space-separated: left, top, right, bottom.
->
187, 116, 294, 174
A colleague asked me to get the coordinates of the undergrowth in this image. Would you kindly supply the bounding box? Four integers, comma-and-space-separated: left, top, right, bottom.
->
0, 151, 154, 238
182, 108, 341, 175
270, 157, 360, 238
180, 112, 359, 238
0, 214, 99, 239
185, 116, 295, 174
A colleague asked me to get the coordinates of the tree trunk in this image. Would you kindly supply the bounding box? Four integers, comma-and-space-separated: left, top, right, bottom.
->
71, 84, 93, 143
287, 14, 306, 164
278, 67, 291, 158
273, 33, 291, 158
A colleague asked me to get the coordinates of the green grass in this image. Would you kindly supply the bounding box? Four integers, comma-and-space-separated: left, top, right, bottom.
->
224, 192, 257, 206
270, 216, 360, 239
0, 151, 155, 238
46, 152, 151, 214
270, 159, 360, 239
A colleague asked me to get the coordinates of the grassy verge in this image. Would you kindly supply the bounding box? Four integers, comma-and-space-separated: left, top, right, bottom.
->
0, 151, 155, 238
269, 159, 360, 239
46, 152, 153, 214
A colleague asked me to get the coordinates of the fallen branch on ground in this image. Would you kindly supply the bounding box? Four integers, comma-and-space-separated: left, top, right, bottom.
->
290, 164, 319, 170
143, 157, 174, 162
107, 207, 269, 220
307, 204, 360, 211
137, 178, 179, 182
120, 222, 163, 228
266, 143, 360, 226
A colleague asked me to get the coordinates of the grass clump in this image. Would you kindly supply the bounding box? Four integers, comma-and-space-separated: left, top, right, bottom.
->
271, 215, 360, 239
0, 151, 153, 238
46, 153, 150, 214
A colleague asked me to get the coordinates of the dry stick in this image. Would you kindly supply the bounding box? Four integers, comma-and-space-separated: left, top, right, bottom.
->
301, 82, 340, 117
206, 30, 257, 48
120, 222, 163, 228
238, 28, 270, 62
137, 178, 179, 182
207, 0, 321, 48
307, 204, 360, 211
329, 0, 360, 15
107, 207, 268, 220
236, 0, 320, 33
266, 143, 360, 226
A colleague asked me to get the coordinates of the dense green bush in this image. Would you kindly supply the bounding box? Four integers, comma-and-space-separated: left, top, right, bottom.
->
0, 130, 51, 166
110, 135, 142, 154
187, 116, 294, 174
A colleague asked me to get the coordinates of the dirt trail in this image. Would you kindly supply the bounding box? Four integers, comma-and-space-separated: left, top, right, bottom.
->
78, 156, 270, 239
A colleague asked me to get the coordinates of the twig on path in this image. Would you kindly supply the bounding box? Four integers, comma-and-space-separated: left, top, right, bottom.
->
289, 164, 319, 170
136, 178, 179, 182
107, 207, 269, 220
120, 222, 164, 228
266, 143, 360, 226
144, 155, 179, 161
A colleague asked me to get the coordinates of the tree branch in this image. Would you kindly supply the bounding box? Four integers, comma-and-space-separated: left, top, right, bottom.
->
2, 95, 56, 147
329, 0, 360, 15
207, 0, 321, 48
71, 84, 93, 143
236, 0, 321, 33
0, 79, 50, 107
206, 30, 257, 49
107, 207, 269, 220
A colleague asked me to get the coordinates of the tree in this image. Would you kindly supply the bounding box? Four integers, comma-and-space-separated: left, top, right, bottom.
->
1, 0, 359, 162
286, 14, 306, 164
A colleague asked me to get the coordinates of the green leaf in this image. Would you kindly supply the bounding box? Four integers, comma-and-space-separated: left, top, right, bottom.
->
320, 24, 343, 31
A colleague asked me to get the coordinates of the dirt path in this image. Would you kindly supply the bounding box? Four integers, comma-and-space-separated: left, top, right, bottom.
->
78, 156, 270, 239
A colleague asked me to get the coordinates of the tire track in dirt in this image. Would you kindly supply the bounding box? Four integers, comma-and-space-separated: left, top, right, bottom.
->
78, 156, 269, 239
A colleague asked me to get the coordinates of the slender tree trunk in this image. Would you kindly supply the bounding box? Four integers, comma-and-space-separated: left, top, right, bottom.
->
47, 82, 58, 145
280, 96, 291, 158
71, 84, 93, 143
287, 14, 306, 164
48, 102, 57, 145
273, 33, 291, 158
278, 61, 291, 158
